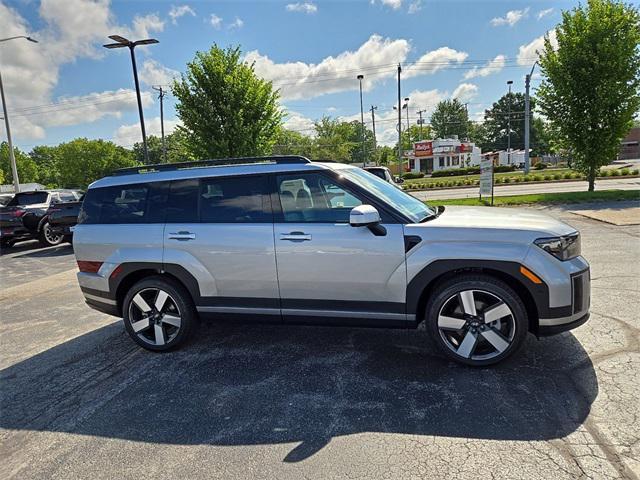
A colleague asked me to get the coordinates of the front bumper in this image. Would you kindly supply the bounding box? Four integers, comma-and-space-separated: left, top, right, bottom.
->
537, 268, 591, 335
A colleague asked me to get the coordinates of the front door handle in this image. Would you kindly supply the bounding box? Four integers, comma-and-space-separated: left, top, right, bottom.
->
280, 232, 312, 242
168, 231, 196, 241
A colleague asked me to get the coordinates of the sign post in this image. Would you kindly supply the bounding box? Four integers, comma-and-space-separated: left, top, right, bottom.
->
479, 157, 494, 205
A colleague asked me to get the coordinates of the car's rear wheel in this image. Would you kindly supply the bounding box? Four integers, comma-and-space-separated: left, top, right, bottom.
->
123, 276, 197, 351
39, 222, 64, 247
425, 274, 528, 366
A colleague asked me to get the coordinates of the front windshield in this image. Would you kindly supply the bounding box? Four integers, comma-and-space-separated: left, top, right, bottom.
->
340, 167, 435, 223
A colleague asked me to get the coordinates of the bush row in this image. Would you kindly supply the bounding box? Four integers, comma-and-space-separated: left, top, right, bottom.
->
403, 168, 639, 190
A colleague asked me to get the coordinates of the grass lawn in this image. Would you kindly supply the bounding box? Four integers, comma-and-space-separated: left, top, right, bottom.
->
427, 189, 640, 207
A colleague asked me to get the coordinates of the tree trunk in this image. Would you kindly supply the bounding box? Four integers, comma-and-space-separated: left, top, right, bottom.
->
588, 171, 595, 192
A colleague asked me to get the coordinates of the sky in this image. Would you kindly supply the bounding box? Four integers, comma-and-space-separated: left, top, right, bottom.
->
1, 0, 569, 152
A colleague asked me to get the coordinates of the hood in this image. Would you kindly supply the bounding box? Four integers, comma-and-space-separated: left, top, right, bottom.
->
419, 206, 577, 237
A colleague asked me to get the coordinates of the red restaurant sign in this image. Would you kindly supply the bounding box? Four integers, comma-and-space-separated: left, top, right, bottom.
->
414, 141, 433, 157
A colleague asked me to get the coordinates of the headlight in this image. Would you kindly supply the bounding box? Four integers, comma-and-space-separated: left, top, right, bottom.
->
534, 233, 581, 261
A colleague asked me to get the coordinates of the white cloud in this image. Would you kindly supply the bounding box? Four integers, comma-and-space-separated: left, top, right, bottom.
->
286, 2, 318, 14
463, 54, 506, 80
452, 83, 479, 102
139, 59, 180, 87
169, 5, 195, 25
537, 8, 554, 20
283, 110, 316, 133
408, 1, 422, 14
210, 14, 222, 29
404, 47, 468, 78
113, 116, 181, 146
228, 17, 244, 30
131, 13, 165, 39
490, 8, 529, 27
379, 0, 403, 9
517, 29, 558, 65
246, 34, 411, 100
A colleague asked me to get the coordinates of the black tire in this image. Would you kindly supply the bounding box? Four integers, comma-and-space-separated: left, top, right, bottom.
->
425, 274, 528, 367
123, 276, 197, 352
38, 221, 64, 247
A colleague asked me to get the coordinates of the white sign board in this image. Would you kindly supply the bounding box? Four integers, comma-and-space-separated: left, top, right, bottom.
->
479, 158, 493, 196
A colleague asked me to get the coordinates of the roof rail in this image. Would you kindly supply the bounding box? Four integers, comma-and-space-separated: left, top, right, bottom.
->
111, 155, 311, 176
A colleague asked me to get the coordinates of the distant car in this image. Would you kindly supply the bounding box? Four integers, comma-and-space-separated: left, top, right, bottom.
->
363, 166, 404, 187
0, 193, 14, 207
0, 190, 83, 249
48, 194, 84, 240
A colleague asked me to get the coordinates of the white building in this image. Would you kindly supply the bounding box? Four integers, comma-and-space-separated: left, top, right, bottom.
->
482, 149, 530, 167
409, 137, 481, 174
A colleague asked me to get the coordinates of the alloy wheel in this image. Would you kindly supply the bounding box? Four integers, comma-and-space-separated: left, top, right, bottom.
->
437, 289, 516, 362
43, 223, 63, 245
127, 288, 182, 346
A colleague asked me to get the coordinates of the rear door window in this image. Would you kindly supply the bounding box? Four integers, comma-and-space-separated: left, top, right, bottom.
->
166, 179, 199, 223
200, 176, 271, 223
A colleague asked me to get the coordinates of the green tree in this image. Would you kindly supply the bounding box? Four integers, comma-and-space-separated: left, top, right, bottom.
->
0, 142, 40, 185
272, 129, 315, 158
173, 44, 283, 159
538, 0, 640, 190
430, 99, 469, 139
54, 138, 137, 188
481, 93, 538, 152
132, 132, 195, 164
29, 145, 60, 186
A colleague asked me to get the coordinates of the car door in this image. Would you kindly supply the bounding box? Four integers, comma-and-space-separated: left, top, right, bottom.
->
273, 171, 408, 324
162, 175, 280, 319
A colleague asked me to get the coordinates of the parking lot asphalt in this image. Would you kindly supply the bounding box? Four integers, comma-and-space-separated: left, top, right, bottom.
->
1, 205, 639, 480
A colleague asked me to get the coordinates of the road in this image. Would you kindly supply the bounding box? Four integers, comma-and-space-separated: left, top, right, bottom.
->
410, 176, 640, 201
1, 204, 639, 479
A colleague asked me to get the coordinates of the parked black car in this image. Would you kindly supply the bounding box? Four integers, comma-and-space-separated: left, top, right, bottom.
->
48, 195, 84, 240
0, 190, 83, 249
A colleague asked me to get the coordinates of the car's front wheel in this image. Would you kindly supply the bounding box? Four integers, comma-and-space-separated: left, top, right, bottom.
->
425, 274, 528, 366
39, 222, 64, 247
123, 276, 197, 351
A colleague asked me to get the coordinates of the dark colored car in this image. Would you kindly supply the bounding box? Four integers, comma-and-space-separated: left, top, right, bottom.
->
0, 190, 83, 249
48, 195, 84, 240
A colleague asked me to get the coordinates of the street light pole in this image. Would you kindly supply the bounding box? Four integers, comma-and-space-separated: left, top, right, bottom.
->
104, 35, 159, 164
404, 97, 410, 141
506, 80, 513, 166
357, 74, 365, 167
0, 35, 38, 193
153, 86, 166, 163
370, 105, 378, 165
417, 109, 426, 141
524, 62, 537, 174
397, 64, 402, 177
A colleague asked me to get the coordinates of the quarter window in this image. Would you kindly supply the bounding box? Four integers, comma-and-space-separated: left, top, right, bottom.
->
79, 185, 150, 224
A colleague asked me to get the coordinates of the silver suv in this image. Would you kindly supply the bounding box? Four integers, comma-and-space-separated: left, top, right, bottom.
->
73, 156, 590, 366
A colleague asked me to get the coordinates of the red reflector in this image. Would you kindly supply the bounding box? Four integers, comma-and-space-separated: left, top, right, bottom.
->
12, 210, 25, 217
77, 261, 103, 273
110, 265, 123, 279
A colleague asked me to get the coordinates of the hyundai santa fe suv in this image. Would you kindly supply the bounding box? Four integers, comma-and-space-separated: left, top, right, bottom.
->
73, 156, 590, 366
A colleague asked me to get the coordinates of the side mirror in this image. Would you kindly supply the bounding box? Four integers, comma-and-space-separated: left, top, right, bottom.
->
350, 205, 386, 236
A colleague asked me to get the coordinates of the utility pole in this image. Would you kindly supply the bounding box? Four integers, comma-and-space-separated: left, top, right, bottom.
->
404, 97, 410, 142
417, 109, 426, 141
397, 64, 402, 176
370, 105, 378, 165
506, 80, 513, 165
153, 86, 166, 163
357, 74, 365, 167
524, 62, 537, 174
0, 35, 38, 193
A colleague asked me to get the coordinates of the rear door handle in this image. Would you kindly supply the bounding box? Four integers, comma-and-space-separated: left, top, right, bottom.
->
280, 232, 312, 241
168, 231, 196, 241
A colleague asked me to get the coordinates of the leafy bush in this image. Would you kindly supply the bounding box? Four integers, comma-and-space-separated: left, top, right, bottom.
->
403, 172, 424, 180
544, 174, 552, 181
523, 175, 532, 182
571, 172, 581, 179
563, 173, 573, 179
494, 165, 517, 173
621, 169, 630, 176
432, 166, 480, 177
599, 169, 610, 177
514, 177, 522, 182
632, 169, 639, 175
553, 174, 562, 180
494, 177, 503, 184
611, 169, 621, 176
503, 177, 512, 183
533, 175, 543, 181
534, 162, 548, 170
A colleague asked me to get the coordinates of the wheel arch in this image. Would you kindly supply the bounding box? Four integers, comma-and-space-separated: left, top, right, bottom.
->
111, 262, 200, 315
407, 260, 541, 332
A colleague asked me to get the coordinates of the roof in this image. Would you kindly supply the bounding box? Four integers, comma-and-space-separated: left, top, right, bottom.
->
89, 156, 352, 189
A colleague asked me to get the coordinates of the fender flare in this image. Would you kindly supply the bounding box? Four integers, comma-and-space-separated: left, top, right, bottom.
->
405, 259, 562, 322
